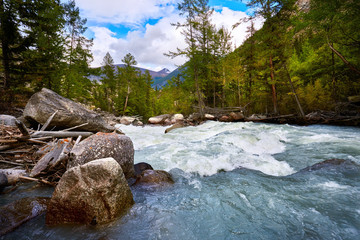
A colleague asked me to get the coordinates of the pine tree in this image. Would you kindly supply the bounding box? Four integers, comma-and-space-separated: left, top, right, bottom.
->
62, 0, 93, 102
101, 52, 115, 112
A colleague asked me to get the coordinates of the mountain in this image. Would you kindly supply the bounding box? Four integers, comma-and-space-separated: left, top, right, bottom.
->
89, 65, 172, 87
113, 64, 170, 79
152, 67, 183, 89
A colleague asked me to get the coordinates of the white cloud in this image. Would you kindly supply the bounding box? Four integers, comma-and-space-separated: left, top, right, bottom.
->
76, 0, 179, 26
89, 13, 187, 71
212, 7, 263, 49
87, 5, 264, 71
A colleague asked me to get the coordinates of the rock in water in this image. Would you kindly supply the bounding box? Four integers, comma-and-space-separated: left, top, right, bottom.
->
165, 122, 185, 133
68, 133, 135, 179
0, 197, 49, 236
134, 162, 154, 177
135, 169, 174, 187
46, 158, 134, 225
23, 88, 114, 133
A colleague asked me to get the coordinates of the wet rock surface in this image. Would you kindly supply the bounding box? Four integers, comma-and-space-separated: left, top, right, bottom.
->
0, 197, 49, 236
134, 169, 174, 187
46, 158, 134, 226
68, 132, 135, 179
23, 88, 114, 132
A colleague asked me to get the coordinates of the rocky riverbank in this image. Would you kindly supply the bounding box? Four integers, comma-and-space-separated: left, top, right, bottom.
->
0, 88, 174, 235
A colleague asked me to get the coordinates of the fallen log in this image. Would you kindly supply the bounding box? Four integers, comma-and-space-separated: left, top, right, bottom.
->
31, 131, 93, 139
0, 169, 26, 184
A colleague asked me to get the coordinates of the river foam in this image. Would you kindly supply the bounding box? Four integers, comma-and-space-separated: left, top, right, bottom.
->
117, 121, 295, 176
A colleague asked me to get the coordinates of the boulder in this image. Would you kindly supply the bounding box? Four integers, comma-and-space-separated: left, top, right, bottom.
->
68, 132, 135, 179
23, 88, 114, 133
219, 115, 230, 122
165, 122, 185, 133
0, 197, 49, 236
132, 119, 144, 126
46, 158, 134, 225
205, 114, 215, 120
134, 162, 154, 177
135, 169, 174, 186
120, 116, 135, 125
148, 114, 171, 124
229, 112, 244, 121
0, 115, 17, 126
170, 114, 184, 124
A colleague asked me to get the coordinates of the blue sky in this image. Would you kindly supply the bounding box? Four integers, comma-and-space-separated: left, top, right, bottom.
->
72, 0, 261, 71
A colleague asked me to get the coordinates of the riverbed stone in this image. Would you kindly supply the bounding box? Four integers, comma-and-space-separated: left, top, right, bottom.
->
0, 115, 17, 126
23, 88, 114, 132
120, 116, 135, 125
46, 158, 134, 226
171, 114, 184, 124
0, 197, 49, 236
148, 114, 171, 124
135, 169, 174, 186
205, 114, 215, 120
68, 132, 135, 179
134, 162, 154, 177
229, 112, 244, 121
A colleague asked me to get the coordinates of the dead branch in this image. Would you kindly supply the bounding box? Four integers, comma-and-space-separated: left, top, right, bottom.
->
40, 110, 58, 131
0, 160, 24, 166
19, 176, 55, 186
15, 120, 30, 137
61, 123, 89, 132
31, 131, 93, 139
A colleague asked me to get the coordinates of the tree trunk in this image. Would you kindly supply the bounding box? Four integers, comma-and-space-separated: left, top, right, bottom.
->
123, 84, 130, 115
284, 64, 305, 117
0, 0, 10, 90
222, 65, 226, 108
327, 39, 360, 75
269, 55, 278, 114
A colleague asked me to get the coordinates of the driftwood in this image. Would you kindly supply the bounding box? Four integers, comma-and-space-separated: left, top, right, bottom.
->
40, 110, 58, 131
61, 123, 89, 132
0, 160, 25, 167
31, 131, 93, 139
19, 176, 54, 186
30, 139, 73, 177
15, 120, 30, 137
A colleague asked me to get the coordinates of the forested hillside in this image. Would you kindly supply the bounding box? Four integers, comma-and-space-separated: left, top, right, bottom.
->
1, 0, 359, 120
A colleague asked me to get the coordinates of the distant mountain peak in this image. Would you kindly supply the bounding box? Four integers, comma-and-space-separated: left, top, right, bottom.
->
158, 68, 170, 74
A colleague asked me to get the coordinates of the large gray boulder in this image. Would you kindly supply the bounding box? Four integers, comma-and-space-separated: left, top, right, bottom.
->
46, 158, 134, 225
68, 132, 135, 179
23, 88, 114, 132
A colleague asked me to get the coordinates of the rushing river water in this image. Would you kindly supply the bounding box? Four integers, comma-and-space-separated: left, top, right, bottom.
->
2, 122, 360, 239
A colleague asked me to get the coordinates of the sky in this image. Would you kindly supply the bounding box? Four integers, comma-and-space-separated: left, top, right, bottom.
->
73, 0, 263, 72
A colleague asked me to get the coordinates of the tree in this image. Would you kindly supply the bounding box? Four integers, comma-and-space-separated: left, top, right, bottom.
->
62, 0, 93, 102
121, 53, 137, 115
100, 52, 115, 112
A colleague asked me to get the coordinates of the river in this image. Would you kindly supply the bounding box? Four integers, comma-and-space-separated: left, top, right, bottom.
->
2, 122, 360, 239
